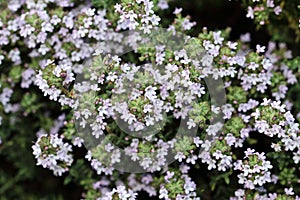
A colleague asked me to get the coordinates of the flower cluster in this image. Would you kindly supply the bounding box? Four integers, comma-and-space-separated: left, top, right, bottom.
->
234, 148, 273, 189
97, 185, 138, 200
243, 0, 282, 26
114, 0, 161, 33
32, 133, 73, 176
252, 98, 300, 160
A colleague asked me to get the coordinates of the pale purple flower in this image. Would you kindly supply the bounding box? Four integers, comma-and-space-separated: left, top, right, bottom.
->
274, 6, 282, 15
256, 45, 265, 53
158, 0, 168, 10
285, 188, 295, 196
20, 24, 35, 37
246, 6, 254, 19
213, 31, 224, 45
173, 8, 182, 15
240, 33, 251, 42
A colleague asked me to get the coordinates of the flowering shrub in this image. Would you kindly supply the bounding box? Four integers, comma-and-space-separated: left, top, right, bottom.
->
0, 0, 300, 199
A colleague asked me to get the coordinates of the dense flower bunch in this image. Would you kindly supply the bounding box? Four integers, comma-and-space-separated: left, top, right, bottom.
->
234, 148, 273, 190
32, 133, 73, 176
0, 0, 300, 199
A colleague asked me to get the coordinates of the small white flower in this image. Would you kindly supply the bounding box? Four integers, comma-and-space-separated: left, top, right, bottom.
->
285, 188, 295, 196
